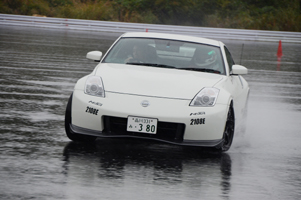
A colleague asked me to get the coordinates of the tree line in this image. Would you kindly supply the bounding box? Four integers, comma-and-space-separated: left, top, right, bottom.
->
1, 0, 300, 31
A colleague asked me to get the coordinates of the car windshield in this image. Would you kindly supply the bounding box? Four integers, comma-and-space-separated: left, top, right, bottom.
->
103, 37, 225, 75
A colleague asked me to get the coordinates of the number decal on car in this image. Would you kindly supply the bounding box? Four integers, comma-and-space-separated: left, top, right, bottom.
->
85, 106, 99, 115
190, 118, 205, 125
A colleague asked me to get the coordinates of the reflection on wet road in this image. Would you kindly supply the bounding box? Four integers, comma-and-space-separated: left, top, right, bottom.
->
63, 141, 232, 200
0, 26, 301, 200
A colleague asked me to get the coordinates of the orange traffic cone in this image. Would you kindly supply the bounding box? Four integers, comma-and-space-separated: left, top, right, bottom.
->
277, 40, 283, 58
277, 40, 282, 71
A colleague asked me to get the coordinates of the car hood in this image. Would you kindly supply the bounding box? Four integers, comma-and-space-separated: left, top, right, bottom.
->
95, 63, 224, 99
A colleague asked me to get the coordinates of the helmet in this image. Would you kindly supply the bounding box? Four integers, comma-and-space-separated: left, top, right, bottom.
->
193, 49, 217, 68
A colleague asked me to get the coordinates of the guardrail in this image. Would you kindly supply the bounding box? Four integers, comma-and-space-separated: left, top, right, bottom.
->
1, 13, 301, 43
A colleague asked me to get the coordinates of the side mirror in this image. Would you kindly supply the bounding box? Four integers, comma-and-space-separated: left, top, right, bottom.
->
86, 51, 102, 61
232, 64, 248, 75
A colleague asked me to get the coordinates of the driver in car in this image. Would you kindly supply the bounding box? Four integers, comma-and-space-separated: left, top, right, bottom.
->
191, 48, 221, 73
125, 44, 147, 63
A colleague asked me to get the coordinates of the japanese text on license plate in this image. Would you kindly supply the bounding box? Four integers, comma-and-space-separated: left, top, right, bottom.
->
127, 116, 157, 134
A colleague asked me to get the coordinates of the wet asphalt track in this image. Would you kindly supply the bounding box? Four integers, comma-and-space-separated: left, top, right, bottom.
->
0, 25, 301, 200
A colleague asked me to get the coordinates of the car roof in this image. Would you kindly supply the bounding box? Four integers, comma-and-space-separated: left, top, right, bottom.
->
121, 32, 222, 47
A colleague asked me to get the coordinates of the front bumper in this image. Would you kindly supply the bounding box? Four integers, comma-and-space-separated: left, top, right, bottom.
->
71, 90, 228, 147
69, 123, 223, 147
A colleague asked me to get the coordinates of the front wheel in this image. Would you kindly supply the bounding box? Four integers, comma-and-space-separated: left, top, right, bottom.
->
218, 102, 235, 152
65, 93, 97, 142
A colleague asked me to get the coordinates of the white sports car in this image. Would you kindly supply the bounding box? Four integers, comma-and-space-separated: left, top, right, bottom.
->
65, 32, 249, 151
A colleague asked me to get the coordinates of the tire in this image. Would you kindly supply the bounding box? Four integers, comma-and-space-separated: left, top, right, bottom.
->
65, 93, 97, 142
218, 102, 235, 152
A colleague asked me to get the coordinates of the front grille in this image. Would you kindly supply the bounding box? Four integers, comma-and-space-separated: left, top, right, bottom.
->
103, 116, 185, 143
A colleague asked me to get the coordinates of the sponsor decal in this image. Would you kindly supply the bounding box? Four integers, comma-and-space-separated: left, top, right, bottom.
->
88, 100, 102, 107
190, 112, 205, 116
85, 106, 99, 115
190, 118, 205, 125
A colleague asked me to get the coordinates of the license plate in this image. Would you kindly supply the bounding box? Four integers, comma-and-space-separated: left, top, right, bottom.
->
127, 116, 157, 134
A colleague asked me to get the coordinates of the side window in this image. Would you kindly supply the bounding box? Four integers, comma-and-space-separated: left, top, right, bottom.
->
224, 46, 235, 72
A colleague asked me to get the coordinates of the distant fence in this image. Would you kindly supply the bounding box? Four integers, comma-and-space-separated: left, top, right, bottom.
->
1, 14, 301, 43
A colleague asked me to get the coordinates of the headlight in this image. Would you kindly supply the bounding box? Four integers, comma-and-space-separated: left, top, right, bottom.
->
84, 76, 105, 97
190, 88, 219, 107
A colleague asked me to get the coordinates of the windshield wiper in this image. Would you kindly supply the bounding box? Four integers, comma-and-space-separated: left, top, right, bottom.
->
177, 67, 221, 74
126, 62, 175, 68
